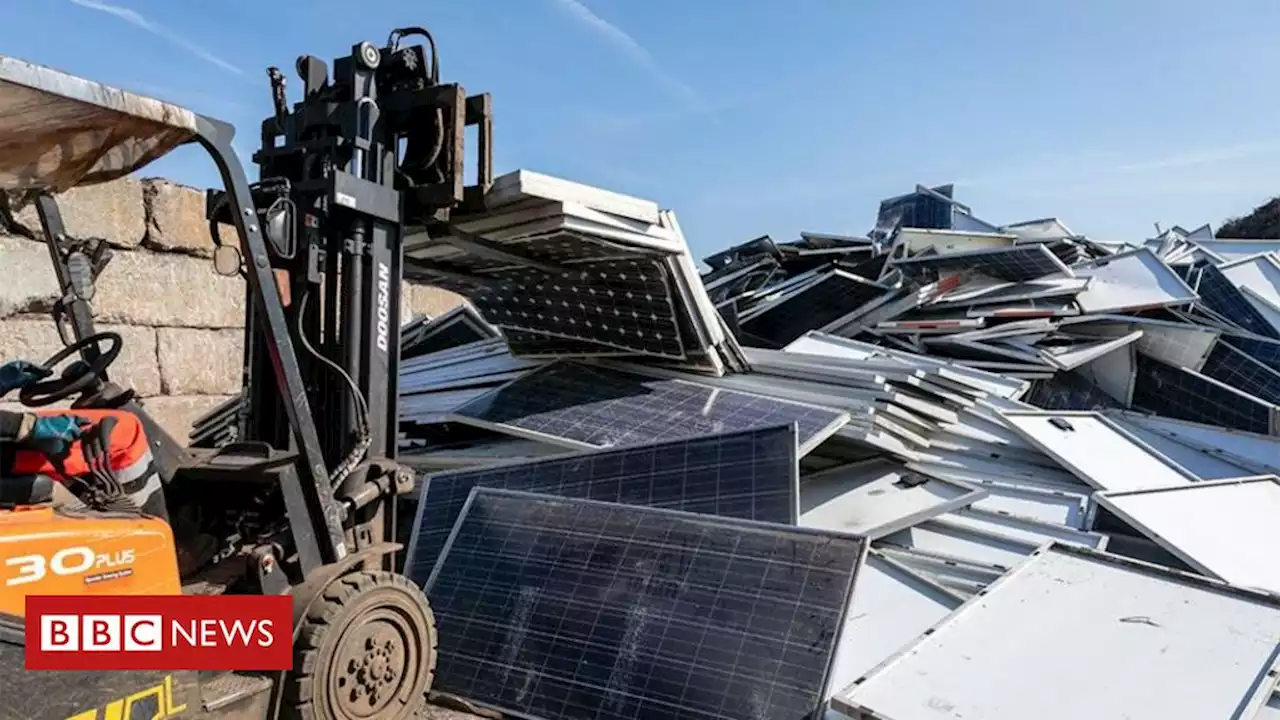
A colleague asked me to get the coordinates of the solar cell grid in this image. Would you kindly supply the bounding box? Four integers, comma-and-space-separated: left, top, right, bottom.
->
741, 272, 891, 348
1133, 355, 1273, 435
1200, 343, 1280, 404
453, 361, 848, 453
893, 244, 1067, 283
1194, 264, 1280, 339
465, 258, 688, 358
1224, 335, 1280, 373
404, 424, 801, 583
425, 489, 864, 720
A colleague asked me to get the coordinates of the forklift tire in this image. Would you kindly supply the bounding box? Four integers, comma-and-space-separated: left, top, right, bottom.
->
283, 570, 437, 720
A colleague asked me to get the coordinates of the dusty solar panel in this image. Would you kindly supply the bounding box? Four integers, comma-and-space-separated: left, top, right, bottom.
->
425, 489, 866, 720
452, 361, 849, 453
1022, 371, 1123, 411
739, 270, 892, 348
1133, 355, 1278, 436
404, 424, 801, 582
892, 243, 1069, 283
452, 258, 688, 358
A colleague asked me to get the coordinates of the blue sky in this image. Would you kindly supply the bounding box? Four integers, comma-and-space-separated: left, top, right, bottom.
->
5, 0, 1280, 258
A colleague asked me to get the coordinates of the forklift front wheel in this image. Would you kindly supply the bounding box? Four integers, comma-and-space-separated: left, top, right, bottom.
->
283, 570, 437, 720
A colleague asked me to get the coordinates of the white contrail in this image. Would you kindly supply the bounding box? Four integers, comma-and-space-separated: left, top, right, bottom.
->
68, 0, 244, 76
549, 0, 703, 109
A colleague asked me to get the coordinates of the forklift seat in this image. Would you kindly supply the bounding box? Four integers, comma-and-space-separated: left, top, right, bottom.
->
0, 409, 167, 519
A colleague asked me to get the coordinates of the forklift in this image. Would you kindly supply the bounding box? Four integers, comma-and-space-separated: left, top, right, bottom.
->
0, 26, 491, 720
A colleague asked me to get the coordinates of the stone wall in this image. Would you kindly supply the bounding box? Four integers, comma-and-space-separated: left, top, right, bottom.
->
0, 177, 463, 442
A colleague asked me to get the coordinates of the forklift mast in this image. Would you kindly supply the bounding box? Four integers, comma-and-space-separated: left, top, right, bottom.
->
220, 31, 492, 489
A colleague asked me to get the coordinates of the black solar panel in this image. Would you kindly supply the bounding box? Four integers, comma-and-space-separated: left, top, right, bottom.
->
453, 361, 847, 452
404, 425, 801, 581
740, 271, 891, 349
446, 258, 689, 358
1194, 264, 1280, 339
892, 244, 1066, 283
1132, 355, 1274, 435
1223, 335, 1280, 374
426, 489, 864, 720
1023, 371, 1124, 411
1200, 342, 1280, 404
502, 329, 631, 357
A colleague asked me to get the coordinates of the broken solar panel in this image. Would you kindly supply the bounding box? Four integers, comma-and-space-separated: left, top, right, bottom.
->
1133, 355, 1277, 436
892, 243, 1069, 284
405, 424, 800, 581
425, 489, 864, 720
400, 305, 498, 361
739, 270, 891, 348
452, 361, 848, 453
1023, 371, 1123, 411
1200, 342, 1280, 404
1194, 263, 1280, 339
435, 258, 688, 359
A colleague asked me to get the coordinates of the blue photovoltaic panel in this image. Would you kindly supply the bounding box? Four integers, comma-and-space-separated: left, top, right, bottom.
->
1200, 343, 1280, 404
453, 361, 847, 453
426, 489, 865, 720
404, 424, 801, 583
1194, 264, 1280, 339
1132, 355, 1274, 435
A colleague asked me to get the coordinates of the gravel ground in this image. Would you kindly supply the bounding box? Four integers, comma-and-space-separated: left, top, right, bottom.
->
417, 706, 484, 719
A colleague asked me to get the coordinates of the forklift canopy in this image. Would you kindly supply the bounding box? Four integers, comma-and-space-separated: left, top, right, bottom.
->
0, 56, 198, 193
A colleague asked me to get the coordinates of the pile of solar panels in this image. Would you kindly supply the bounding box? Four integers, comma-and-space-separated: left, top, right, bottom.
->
400, 169, 748, 375
394, 179, 1280, 719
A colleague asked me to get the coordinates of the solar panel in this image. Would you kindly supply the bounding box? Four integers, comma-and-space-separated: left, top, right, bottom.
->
426, 489, 865, 720
740, 271, 891, 349
1200, 342, 1280, 404
1023, 371, 1123, 411
1132, 355, 1275, 435
501, 328, 631, 358
1224, 334, 1280, 374
452, 361, 849, 453
445, 258, 689, 358
892, 244, 1068, 283
404, 425, 801, 582
1194, 264, 1280, 339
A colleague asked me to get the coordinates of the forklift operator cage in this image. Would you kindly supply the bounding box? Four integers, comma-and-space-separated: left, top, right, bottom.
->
0, 55, 351, 566
0, 57, 199, 192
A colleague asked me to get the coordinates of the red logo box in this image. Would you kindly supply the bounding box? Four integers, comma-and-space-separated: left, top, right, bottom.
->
25, 595, 292, 671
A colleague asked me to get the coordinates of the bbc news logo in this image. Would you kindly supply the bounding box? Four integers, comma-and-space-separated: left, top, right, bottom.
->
26, 595, 292, 671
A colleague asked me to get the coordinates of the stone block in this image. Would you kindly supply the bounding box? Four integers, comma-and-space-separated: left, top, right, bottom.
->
401, 282, 465, 325
94, 250, 245, 328
0, 234, 59, 318
0, 318, 160, 396
158, 328, 243, 395
11, 177, 146, 249
144, 179, 225, 257
136, 395, 236, 445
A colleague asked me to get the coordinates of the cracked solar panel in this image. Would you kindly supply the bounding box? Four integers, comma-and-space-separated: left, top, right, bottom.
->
1133, 355, 1276, 435
425, 489, 864, 720
450, 258, 687, 358
1023, 371, 1124, 411
892, 244, 1068, 283
452, 361, 848, 453
405, 424, 800, 581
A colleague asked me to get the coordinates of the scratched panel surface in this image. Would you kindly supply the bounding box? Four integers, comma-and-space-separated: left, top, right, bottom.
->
424, 489, 865, 720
